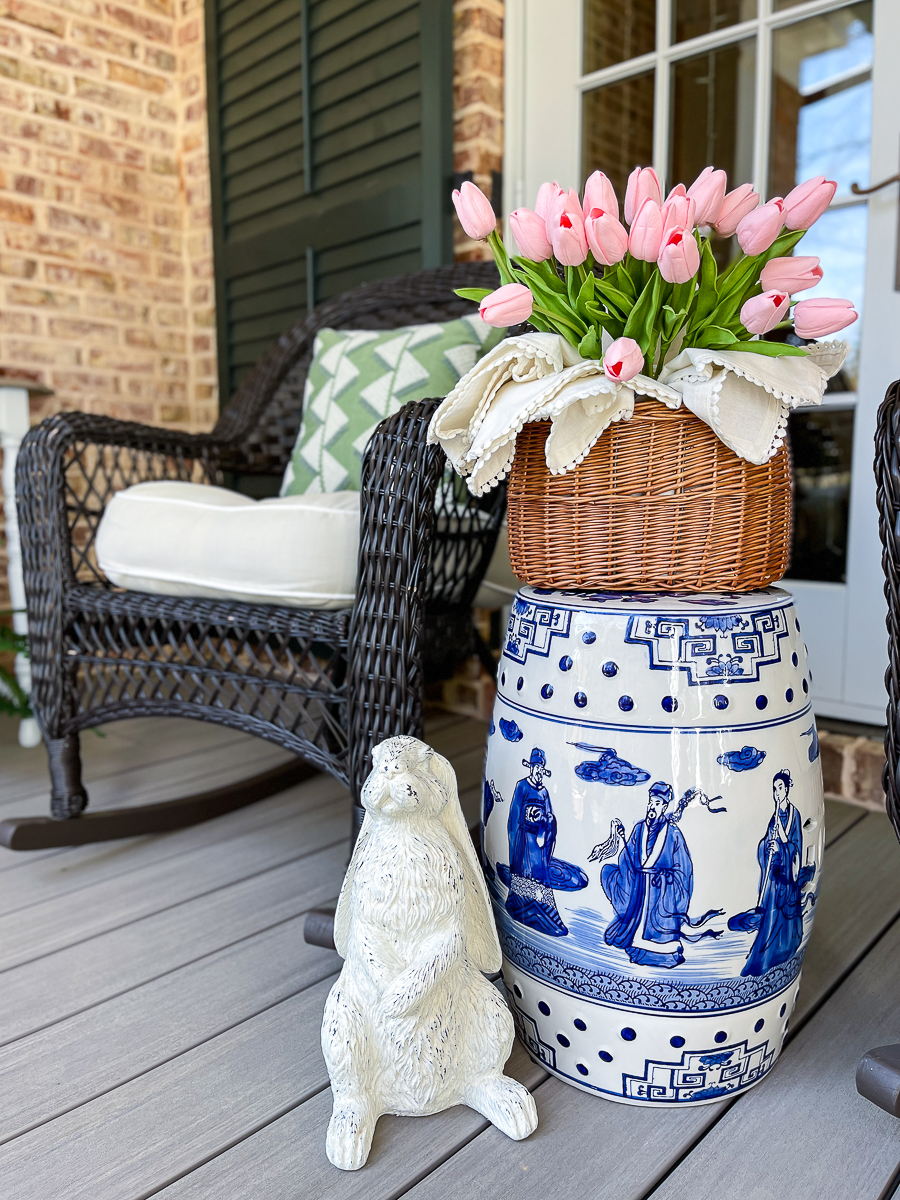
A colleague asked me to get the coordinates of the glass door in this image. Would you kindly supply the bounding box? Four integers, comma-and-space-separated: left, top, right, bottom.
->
504, 0, 900, 723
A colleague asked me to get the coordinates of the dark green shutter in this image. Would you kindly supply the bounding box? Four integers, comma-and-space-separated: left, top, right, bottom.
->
205, 0, 454, 403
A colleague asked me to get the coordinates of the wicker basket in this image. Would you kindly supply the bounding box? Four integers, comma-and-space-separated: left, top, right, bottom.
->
506, 400, 791, 592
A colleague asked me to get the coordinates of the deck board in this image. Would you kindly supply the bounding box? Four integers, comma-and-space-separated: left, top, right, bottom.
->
0, 711, 895, 1199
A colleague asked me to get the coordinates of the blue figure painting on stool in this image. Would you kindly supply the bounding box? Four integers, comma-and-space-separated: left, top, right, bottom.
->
590, 782, 725, 969
495, 748, 588, 937
729, 770, 817, 977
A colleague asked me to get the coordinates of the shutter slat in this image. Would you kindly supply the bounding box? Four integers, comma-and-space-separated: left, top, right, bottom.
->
220, 0, 296, 49
224, 122, 304, 181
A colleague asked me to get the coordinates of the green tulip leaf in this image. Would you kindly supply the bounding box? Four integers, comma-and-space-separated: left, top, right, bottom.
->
623, 271, 663, 357
454, 287, 493, 303
578, 327, 603, 359
716, 340, 809, 357
693, 325, 738, 349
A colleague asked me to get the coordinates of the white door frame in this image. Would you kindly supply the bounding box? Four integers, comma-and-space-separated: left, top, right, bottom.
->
503, 0, 900, 725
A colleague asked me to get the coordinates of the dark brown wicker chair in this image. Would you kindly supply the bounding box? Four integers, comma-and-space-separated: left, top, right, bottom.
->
4, 263, 503, 851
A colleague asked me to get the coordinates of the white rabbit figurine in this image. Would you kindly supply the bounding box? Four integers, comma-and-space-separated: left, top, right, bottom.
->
321, 735, 538, 1171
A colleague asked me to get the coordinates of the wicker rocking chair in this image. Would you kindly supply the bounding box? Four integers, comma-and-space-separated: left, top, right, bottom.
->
4, 263, 503, 851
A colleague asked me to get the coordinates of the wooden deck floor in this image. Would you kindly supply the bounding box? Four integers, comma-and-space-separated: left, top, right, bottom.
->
1, 712, 900, 1199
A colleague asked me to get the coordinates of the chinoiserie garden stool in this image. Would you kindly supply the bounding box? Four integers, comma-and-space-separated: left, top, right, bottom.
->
482, 586, 824, 1107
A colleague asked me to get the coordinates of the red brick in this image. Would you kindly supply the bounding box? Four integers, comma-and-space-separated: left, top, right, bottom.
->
0, 252, 35, 276
48, 316, 117, 340
0, 307, 38, 332
7, 282, 79, 309
31, 39, 102, 72
70, 21, 137, 58
108, 60, 169, 94
48, 204, 111, 238
32, 96, 73, 122
0, 2, 66, 38
6, 229, 79, 257
74, 76, 143, 114
143, 46, 175, 72
51, 369, 118, 392
159, 403, 188, 422
146, 98, 175, 122
87, 347, 153, 371
104, 5, 172, 45
0, 193, 32, 222
7, 336, 81, 364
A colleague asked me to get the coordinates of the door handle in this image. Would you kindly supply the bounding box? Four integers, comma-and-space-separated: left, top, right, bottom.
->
851, 172, 900, 195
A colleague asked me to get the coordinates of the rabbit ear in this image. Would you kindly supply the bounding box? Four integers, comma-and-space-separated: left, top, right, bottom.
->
333, 810, 373, 958
432, 749, 502, 974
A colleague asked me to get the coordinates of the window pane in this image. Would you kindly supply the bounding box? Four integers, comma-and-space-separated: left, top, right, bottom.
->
583, 0, 655, 74
769, 5, 873, 199
785, 407, 854, 583
669, 39, 756, 189
792, 204, 867, 391
672, 0, 756, 45
582, 72, 655, 201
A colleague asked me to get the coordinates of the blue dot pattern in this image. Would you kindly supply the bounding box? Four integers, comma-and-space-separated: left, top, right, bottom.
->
756, 695, 768, 710
755, 1018, 764, 1032
538, 1001, 550, 1016
670, 1036, 685, 1048
559, 656, 573, 671
574, 692, 588, 708
662, 696, 678, 713
713, 694, 728, 710
792, 653, 799, 667
517, 677, 524, 691
557, 1034, 570, 1048
602, 661, 618, 677
621, 1027, 636, 1041
714, 1031, 727, 1044
785, 688, 793, 702
541, 684, 553, 699
599, 1050, 613, 1062
618, 696, 634, 712
573, 1018, 587, 1031
582, 631, 596, 644
802, 679, 809, 693
576, 1063, 589, 1076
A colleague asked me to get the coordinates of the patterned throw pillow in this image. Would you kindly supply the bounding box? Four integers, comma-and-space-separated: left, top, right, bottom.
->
281, 316, 504, 494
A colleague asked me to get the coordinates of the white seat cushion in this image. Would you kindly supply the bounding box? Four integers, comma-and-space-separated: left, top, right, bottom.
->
95, 482, 360, 611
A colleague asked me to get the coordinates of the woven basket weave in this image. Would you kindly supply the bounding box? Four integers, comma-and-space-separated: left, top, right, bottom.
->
506, 400, 791, 592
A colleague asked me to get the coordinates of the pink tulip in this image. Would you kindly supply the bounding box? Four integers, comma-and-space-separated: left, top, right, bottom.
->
658, 227, 700, 283
535, 181, 564, 223
603, 336, 644, 383
548, 196, 588, 266
583, 170, 619, 220
628, 198, 664, 261
760, 255, 823, 294
783, 176, 837, 231
740, 290, 790, 335
509, 207, 553, 261
666, 183, 687, 200
662, 192, 696, 236
713, 183, 759, 237
451, 180, 496, 240
624, 166, 662, 226
736, 198, 785, 255
479, 283, 534, 327
687, 166, 727, 226
584, 207, 628, 266
793, 297, 858, 339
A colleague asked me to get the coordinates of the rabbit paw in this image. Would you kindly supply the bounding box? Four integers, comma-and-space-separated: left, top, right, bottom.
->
465, 1074, 538, 1141
325, 1098, 377, 1171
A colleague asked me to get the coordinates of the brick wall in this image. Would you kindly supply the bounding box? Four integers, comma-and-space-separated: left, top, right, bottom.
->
453, 0, 503, 262
0, 0, 216, 607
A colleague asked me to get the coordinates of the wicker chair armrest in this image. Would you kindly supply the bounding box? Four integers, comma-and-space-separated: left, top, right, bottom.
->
346, 397, 444, 801
16, 411, 221, 738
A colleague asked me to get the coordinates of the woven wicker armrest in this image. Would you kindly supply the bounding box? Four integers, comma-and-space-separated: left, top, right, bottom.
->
345, 397, 445, 805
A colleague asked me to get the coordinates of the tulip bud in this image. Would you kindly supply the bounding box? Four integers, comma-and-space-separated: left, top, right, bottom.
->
628, 198, 664, 262
713, 183, 760, 237
740, 290, 790, 335
510, 207, 553, 262
687, 166, 728, 227
603, 336, 644, 383
783, 176, 837, 231
658, 226, 700, 284
736, 198, 785, 255
793, 297, 858, 339
583, 170, 619, 220
624, 166, 662, 226
662, 193, 696, 236
535, 181, 564, 223
584, 207, 628, 266
479, 283, 534, 328
760, 255, 823, 294
549, 195, 588, 266
451, 180, 496, 240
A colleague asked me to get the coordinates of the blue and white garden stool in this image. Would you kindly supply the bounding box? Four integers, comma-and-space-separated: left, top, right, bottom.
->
482, 586, 824, 1107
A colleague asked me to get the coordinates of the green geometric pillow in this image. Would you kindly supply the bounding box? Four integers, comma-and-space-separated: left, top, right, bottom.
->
280, 315, 505, 495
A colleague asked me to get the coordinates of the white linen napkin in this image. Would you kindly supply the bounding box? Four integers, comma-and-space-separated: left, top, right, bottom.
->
427, 333, 848, 492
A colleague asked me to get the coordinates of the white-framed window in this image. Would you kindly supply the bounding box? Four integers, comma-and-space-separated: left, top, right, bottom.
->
504, 0, 900, 724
